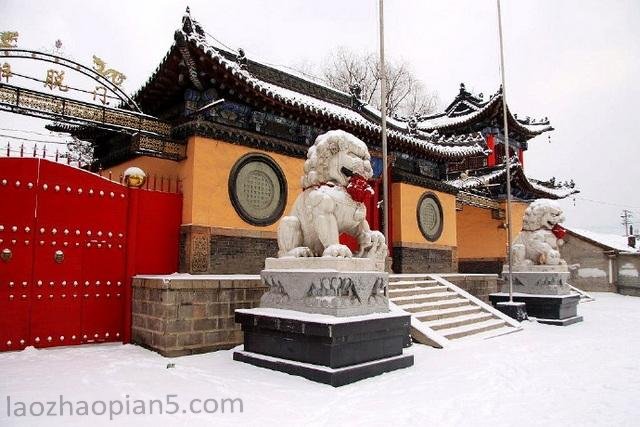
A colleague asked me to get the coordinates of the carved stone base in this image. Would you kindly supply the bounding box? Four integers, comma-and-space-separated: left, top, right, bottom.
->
233, 308, 413, 386
260, 257, 389, 317
489, 293, 582, 326
501, 265, 571, 295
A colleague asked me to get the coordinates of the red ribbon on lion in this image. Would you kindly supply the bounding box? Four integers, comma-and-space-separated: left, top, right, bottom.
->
346, 174, 374, 203
551, 224, 566, 239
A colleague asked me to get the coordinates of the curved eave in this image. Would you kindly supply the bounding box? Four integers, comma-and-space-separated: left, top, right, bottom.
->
446, 163, 579, 200
417, 94, 553, 141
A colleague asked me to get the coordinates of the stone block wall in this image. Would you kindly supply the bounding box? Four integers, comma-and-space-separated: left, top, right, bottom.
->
562, 234, 616, 292
392, 245, 457, 273
441, 274, 498, 303
617, 254, 640, 296
132, 275, 266, 357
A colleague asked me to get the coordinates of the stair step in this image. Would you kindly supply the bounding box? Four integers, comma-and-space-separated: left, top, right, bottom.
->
389, 274, 433, 281
391, 291, 458, 306
426, 312, 495, 331
442, 318, 507, 340
388, 280, 438, 289
400, 298, 471, 313
415, 305, 483, 322
388, 286, 444, 297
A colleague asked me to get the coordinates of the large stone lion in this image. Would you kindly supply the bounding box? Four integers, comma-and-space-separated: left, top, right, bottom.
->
277, 130, 387, 263
512, 199, 567, 267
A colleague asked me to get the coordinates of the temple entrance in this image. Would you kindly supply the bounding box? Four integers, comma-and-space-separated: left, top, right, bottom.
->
0, 158, 182, 352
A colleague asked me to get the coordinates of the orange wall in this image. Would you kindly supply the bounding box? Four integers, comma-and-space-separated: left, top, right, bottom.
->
456, 201, 529, 259
391, 182, 457, 248
189, 136, 303, 232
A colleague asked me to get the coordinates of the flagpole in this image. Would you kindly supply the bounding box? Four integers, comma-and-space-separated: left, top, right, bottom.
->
496, 0, 514, 303
378, 0, 390, 248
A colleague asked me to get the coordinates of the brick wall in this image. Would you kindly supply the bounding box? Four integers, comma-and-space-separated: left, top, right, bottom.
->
210, 235, 278, 274
441, 274, 498, 303
458, 258, 503, 275
132, 276, 266, 357
179, 225, 278, 274
392, 245, 457, 273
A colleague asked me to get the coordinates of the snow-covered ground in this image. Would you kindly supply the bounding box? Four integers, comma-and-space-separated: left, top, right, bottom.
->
2, 292, 639, 427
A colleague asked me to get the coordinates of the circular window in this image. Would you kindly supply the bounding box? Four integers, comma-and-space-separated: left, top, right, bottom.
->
417, 192, 444, 242
228, 153, 287, 226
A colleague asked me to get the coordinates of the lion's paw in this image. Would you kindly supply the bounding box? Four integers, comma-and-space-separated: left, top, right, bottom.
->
284, 247, 314, 258
322, 244, 353, 258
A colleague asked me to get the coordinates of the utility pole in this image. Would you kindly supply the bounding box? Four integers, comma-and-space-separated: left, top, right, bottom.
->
496, 0, 514, 303
378, 0, 389, 247
621, 209, 633, 236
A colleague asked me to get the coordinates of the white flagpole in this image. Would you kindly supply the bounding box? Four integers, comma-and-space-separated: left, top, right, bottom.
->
378, 0, 390, 247
496, 0, 514, 303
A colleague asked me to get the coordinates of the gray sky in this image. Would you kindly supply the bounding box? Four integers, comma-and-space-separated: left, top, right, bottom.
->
2, 0, 639, 234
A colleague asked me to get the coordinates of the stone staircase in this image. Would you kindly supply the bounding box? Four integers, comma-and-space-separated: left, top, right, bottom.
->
389, 274, 521, 346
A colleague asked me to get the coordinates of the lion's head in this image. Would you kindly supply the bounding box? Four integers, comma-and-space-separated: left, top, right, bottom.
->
522, 199, 565, 231
301, 130, 373, 189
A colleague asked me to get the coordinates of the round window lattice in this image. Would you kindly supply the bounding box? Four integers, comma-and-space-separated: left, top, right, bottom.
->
417, 192, 444, 242
228, 153, 287, 226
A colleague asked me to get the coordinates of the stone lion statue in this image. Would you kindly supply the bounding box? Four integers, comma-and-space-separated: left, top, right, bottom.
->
277, 130, 387, 262
512, 199, 567, 267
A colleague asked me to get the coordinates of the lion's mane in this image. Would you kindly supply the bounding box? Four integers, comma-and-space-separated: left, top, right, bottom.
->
301, 130, 372, 189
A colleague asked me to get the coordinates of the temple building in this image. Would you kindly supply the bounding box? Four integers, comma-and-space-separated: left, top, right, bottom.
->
59, 10, 577, 275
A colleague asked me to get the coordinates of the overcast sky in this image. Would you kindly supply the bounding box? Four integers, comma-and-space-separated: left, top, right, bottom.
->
2, 0, 639, 235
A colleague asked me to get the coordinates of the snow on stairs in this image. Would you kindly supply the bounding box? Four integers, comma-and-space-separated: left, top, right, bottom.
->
569, 284, 595, 302
388, 274, 522, 348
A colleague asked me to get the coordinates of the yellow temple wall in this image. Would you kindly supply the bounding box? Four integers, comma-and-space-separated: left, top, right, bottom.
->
456, 201, 529, 260
391, 182, 457, 248
187, 136, 304, 232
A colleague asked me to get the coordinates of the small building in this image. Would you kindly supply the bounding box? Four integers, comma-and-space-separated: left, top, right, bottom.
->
563, 227, 640, 294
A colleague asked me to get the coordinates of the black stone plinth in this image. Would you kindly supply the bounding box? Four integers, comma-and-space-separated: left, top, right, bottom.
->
233, 350, 414, 387
489, 293, 582, 326
234, 309, 414, 386
495, 301, 528, 322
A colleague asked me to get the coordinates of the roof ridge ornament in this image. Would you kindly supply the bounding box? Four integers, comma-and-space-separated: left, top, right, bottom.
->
236, 48, 247, 70
349, 83, 364, 110
182, 6, 205, 37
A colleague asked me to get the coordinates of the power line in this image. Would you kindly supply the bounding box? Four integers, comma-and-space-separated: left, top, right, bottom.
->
573, 196, 640, 211
203, 30, 335, 87
0, 127, 70, 138
0, 134, 73, 145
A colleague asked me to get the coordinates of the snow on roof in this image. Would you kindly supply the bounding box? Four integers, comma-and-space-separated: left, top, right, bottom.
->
411, 90, 553, 138
178, 25, 488, 160
445, 161, 579, 199
567, 227, 640, 253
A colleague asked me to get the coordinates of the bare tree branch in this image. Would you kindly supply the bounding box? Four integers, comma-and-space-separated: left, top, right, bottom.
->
321, 47, 439, 117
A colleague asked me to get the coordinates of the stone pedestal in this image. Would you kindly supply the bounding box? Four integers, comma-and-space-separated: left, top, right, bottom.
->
495, 301, 528, 322
260, 257, 388, 317
234, 257, 413, 385
500, 265, 571, 295
233, 308, 413, 387
489, 293, 582, 326
494, 265, 582, 325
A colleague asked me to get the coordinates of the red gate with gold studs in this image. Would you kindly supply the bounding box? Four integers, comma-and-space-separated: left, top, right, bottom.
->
0, 158, 182, 352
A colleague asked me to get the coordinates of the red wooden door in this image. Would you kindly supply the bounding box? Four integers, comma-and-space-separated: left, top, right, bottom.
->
0, 159, 38, 351
1, 159, 128, 349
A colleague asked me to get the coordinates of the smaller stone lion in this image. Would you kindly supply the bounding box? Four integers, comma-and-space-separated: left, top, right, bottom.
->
512, 199, 567, 267
277, 130, 387, 262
